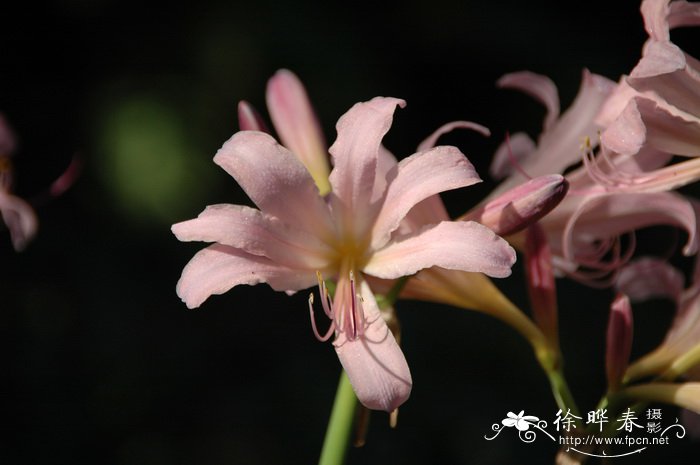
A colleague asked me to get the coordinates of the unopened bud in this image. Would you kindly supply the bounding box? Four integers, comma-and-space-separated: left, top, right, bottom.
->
524, 224, 558, 347
606, 293, 634, 391
462, 174, 568, 236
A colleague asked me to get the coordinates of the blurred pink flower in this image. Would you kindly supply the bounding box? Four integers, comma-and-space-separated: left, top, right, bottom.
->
491, 1, 700, 282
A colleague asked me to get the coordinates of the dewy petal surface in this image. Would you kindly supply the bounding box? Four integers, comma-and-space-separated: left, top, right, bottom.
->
371, 145, 481, 249
176, 243, 318, 308
171, 204, 332, 269
364, 221, 516, 279
333, 279, 411, 412
213, 131, 334, 240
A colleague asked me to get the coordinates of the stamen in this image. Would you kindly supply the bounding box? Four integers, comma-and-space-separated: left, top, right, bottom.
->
308, 293, 335, 342
350, 271, 358, 340
347, 271, 366, 340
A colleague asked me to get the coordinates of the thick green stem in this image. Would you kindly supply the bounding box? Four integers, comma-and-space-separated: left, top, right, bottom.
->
318, 371, 357, 465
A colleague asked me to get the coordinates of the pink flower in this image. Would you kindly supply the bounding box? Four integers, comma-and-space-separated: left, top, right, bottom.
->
0, 114, 37, 252
172, 71, 517, 412
492, 58, 700, 281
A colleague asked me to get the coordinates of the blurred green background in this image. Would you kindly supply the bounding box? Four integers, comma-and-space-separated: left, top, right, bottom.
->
2, 0, 698, 463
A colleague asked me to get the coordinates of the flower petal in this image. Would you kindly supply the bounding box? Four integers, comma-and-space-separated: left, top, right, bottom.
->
237, 101, 269, 132
492, 70, 615, 196
416, 120, 490, 152
213, 131, 334, 240
616, 258, 684, 303
0, 190, 38, 251
641, 0, 672, 41
333, 279, 412, 412
560, 191, 698, 262
489, 132, 536, 180
266, 69, 331, 194
497, 71, 560, 131
176, 243, 318, 308
364, 221, 516, 279
371, 146, 481, 250
629, 41, 700, 118
172, 204, 332, 269
328, 97, 406, 214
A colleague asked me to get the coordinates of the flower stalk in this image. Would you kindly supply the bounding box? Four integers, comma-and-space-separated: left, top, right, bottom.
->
318, 371, 357, 465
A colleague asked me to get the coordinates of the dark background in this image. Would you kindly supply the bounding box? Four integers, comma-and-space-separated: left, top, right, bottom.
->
2, 0, 698, 463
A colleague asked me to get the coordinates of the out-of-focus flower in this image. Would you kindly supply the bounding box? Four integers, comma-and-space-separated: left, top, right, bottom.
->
173, 71, 518, 412
491, 0, 700, 282
616, 257, 700, 381
0, 114, 38, 251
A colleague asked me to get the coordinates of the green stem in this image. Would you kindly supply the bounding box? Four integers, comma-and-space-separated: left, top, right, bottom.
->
318, 371, 357, 465
546, 366, 582, 419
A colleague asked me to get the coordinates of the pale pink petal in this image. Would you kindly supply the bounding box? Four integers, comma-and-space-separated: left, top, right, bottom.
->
371, 146, 481, 249
641, 0, 672, 41
489, 132, 536, 180
265, 69, 330, 191
491, 70, 616, 196
595, 78, 638, 128
237, 101, 269, 132
176, 243, 318, 309
562, 191, 698, 263
497, 71, 560, 131
399, 195, 451, 234
0, 190, 38, 251
668, 1, 700, 29
333, 279, 411, 412
213, 131, 334, 240
603, 94, 700, 158
371, 145, 399, 204
634, 98, 700, 156
364, 221, 516, 279
630, 41, 700, 117
600, 98, 648, 156
616, 258, 684, 303
416, 121, 490, 152
172, 204, 332, 269
328, 97, 406, 213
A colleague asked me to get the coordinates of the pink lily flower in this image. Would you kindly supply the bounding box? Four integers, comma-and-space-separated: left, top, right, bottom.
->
172, 71, 517, 412
0, 114, 38, 252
